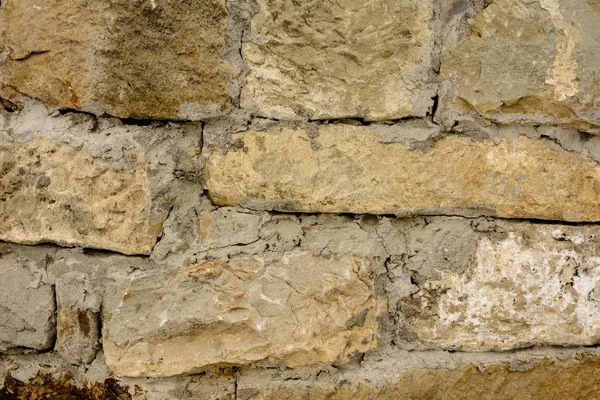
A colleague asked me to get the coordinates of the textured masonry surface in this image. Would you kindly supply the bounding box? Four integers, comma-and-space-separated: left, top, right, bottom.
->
2, 0, 600, 398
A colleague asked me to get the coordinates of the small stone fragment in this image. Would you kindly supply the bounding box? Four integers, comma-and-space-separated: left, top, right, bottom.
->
56, 272, 101, 364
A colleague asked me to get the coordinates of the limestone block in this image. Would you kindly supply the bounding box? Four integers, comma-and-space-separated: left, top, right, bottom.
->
241, 0, 436, 121
439, 0, 600, 133
0, 137, 160, 255
204, 124, 600, 222
0, 0, 232, 119
397, 221, 600, 350
103, 252, 379, 377
0, 101, 202, 254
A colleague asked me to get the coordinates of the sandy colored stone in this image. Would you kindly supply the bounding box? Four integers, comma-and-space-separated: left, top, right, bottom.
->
241, 0, 436, 121
240, 356, 600, 400
0, 246, 55, 352
204, 125, 600, 222
440, 0, 600, 132
399, 224, 600, 351
0, 138, 161, 255
103, 252, 379, 377
0, 0, 231, 119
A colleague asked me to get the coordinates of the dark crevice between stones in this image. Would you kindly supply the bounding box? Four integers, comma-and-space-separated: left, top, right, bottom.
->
151, 205, 175, 255
428, 95, 440, 120
0, 97, 19, 113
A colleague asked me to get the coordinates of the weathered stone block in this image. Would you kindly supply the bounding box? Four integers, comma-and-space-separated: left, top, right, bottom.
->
204, 124, 600, 222
0, 0, 232, 119
238, 356, 600, 400
0, 137, 159, 255
439, 0, 600, 133
0, 101, 202, 254
396, 220, 600, 351
241, 0, 436, 121
103, 252, 379, 377
0, 245, 55, 352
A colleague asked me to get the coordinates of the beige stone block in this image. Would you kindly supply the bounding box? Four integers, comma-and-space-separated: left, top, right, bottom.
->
400, 224, 600, 351
241, 0, 436, 121
440, 0, 600, 132
240, 356, 600, 400
204, 125, 600, 222
103, 252, 379, 377
0, 138, 161, 255
0, 0, 232, 119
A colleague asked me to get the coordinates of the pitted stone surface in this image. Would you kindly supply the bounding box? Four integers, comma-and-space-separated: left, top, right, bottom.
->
397, 222, 600, 351
0, 0, 232, 119
0, 137, 160, 255
205, 125, 600, 222
241, 0, 436, 121
103, 252, 379, 377
440, 0, 600, 132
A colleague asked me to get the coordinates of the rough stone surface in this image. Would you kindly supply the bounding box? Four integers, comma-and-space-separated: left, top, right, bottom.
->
439, 0, 600, 133
55, 273, 101, 365
103, 252, 379, 377
204, 124, 600, 222
394, 219, 600, 351
241, 0, 436, 121
0, 0, 232, 119
0, 351, 236, 400
0, 244, 55, 352
0, 137, 159, 255
239, 355, 600, 400
0, 101, 203, 255
2, 0, 600, 394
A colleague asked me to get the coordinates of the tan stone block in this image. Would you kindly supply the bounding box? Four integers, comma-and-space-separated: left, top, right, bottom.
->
204, 125, 600, 222
400, 224, 600, 351
241, 0, 436, 121
0, 138, 161, 255
0, 0, 232, 119
241, 356, 600, 400
103, 252, 380, 377
440, 0, 600, 132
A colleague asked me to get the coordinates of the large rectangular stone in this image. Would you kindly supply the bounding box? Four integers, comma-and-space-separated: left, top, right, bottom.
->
0, 0, 232, 119
393, 219, 600, 351
103, 252, 379, 377
204, 124, 600, 222
241, 0, 436, 121
439, 0, 600, 133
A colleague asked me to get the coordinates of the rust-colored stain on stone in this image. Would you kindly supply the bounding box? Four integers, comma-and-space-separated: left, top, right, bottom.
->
0, 373, 131, 400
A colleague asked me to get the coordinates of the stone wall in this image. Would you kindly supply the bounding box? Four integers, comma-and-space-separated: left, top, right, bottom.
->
1, 0, 600, 398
